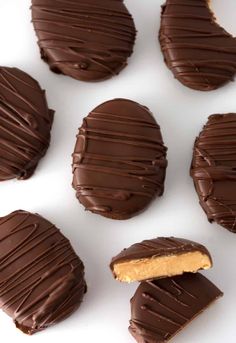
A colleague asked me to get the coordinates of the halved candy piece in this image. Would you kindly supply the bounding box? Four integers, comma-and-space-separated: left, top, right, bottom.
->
0, 210, 86, 334
191, 113, 236, 233
129, 273, 223, 343
110, 237, 212, 282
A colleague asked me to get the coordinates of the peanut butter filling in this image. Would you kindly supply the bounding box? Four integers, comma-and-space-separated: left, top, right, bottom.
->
113, 251, 212, 283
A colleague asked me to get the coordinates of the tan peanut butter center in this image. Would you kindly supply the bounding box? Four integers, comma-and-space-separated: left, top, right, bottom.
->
113, 252, 212, 283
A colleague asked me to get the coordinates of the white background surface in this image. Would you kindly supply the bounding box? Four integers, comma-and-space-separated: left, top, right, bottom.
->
0, 1, 236, 342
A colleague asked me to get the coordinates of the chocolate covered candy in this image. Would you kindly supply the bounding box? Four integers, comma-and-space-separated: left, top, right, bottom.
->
159, 0, 236, 91
110, 237, 212, 282
72, 99, 167, 220
191, 114, 236, 233
129, 273, 223, 343
0, 67, 54, 180
31, 0, 136, 82
0, 210, 86, 334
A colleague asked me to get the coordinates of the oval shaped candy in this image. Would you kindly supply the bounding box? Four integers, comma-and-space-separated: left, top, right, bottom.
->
72, 99, 168, 219
159, 0, 236, 91
31, 0, 136, 81
0, 210, 86, 334
0, 67, 54, 180
191, 114, 236, 233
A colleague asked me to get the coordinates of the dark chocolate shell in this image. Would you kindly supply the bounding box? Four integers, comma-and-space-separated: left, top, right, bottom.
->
72, 99, 167, 220
31, 0, 136, 81
159, 0, 236, 91
0, 210, 86, 334
191, 113, 236, 233
0, 67, 54, 180
129, 274, 223, 343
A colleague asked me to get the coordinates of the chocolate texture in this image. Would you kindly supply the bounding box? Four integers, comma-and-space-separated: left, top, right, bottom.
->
159, 0, 236, 91
191, 114, 236, 233
110, 237, 212, 282
31, 0, 136, 82
72, 99, 167, 219
129, 273, 223, 343
0, 67, 54, 181
0, 210, 86, 334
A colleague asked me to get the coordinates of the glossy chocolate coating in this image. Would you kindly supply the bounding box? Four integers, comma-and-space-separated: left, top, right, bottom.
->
191, 114, 236, 233
110, 237, 212, 271
129, 273, 223, 343
72, 99, 167, 219
159, 0, 236, 91
31, 0, 136, 82
0, 210, 86, 334
0, 67, 54, 181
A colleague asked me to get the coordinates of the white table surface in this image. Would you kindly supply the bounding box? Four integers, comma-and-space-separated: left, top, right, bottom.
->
0, 1, 236, 342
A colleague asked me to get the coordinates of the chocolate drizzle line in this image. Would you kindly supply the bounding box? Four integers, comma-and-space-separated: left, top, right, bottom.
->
110, 237, 212, 270
159, 0, 236, 91
191, 113, 236, 233
0, 210, 86, 334
72, 99, 167, 219
0, 67, 54, 181
31, 0, 136, 81
129, 273, 223, 343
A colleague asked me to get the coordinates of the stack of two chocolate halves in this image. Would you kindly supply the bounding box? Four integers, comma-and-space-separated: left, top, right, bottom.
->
110, 237, 223, 343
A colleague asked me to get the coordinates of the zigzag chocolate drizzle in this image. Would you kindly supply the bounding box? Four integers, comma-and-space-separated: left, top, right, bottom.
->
31, 0, 136, 81
0, 67, 54, 181
159, 0, 236, 91
72, 99, 167, 219
129, 274, 223, 343
0, 210, 86, 334
191, 113, 236, 233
